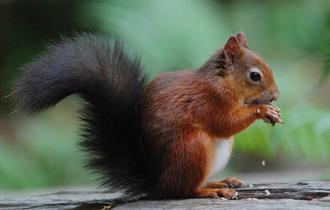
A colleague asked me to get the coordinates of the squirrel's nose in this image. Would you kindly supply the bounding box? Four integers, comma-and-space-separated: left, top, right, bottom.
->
271, 91, 280, 102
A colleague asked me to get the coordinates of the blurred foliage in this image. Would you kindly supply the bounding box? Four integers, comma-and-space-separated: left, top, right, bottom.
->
0, 0, 329, 191
82, 0, 330, 161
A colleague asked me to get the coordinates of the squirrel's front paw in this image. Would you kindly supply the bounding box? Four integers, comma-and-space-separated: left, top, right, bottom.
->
256, 104, 283, 126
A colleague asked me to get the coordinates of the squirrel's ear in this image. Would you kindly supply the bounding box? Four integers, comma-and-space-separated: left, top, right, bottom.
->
223, 36, 241, 65
236, 32, 248, 48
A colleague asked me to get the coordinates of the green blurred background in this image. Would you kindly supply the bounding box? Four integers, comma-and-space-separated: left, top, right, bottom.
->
0, 0, 329, 192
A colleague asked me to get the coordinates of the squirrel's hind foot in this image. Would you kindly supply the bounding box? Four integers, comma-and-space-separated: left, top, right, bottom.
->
206, 177, 243, 188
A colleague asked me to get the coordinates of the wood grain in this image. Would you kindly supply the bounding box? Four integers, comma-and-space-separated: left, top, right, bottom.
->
1, 180, 329, 210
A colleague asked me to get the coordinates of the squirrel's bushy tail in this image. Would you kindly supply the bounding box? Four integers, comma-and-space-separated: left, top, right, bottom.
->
14, 34, 150, 196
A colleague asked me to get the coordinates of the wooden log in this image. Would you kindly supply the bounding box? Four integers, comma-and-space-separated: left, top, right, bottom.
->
0, 180, 329, 210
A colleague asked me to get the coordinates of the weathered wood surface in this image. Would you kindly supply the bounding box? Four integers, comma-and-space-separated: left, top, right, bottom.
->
0, 180, 329, 210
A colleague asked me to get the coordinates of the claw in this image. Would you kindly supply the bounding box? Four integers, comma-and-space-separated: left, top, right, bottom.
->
278, 117, 284, 124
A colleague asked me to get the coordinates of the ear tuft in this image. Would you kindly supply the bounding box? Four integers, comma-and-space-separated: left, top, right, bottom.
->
236, 32, 248, 48
224, 36, 240, 54
223, 35, 242, 64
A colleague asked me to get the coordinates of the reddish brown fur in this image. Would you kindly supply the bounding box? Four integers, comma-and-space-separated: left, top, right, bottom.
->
140, 32, 279, 199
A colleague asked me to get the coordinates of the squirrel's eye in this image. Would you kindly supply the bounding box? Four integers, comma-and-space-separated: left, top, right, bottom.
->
249, 72, 261, 82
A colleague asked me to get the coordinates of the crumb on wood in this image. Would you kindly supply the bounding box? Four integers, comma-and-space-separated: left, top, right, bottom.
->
246, 198, 259, 201
100, 204, 113, 210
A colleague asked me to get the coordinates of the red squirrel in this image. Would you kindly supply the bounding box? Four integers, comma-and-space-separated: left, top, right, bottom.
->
14, 32, 282, 200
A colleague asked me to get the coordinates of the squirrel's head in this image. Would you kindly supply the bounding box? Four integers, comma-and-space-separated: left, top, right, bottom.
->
200, 32, 279, 105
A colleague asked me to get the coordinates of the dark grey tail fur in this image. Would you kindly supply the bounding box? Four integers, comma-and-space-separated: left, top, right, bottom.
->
14, 34, 150, 196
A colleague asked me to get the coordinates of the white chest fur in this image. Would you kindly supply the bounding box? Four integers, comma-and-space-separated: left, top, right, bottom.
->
208, 137, 234, 179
